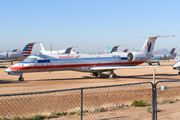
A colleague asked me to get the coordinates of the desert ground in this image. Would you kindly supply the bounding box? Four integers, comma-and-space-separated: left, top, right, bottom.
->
0, 60, 179, 94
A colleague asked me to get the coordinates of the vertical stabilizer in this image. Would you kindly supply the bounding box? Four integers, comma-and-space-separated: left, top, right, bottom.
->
65, 47, 73, 54
39, 42, 46, 51
140, 35, 175, 54
21, 42, 36, 57
110, 46, 119, 53
170, 48, 176, 55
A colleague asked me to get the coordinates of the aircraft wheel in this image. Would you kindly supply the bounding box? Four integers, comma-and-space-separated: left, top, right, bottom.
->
19, 76, 24, 81
93, 72, 98, 77
158, 62, 160, 65
178, 72, 180, 74
112, 74, 117, 78
148, 63, 152, 65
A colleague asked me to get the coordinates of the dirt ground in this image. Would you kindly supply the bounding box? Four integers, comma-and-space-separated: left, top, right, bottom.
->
0, 61, 179, 94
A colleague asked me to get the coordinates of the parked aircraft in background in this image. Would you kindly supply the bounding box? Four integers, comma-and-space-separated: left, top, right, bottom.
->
172, 60, 180, 74
5, 35, 175, 81
0, 42, 36, 64
147, 48, 177, 65
108, 46, 128, 53
39, 42, 75, 54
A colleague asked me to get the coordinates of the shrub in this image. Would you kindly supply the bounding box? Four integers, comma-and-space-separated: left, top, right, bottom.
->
132, 100, 145, 107
29, 114, 44, 120
0, 117, 6, 120
10, 116, 21, 120
49, 111, 59, 118
146, 106, 152, 113
159, 98, 174, 104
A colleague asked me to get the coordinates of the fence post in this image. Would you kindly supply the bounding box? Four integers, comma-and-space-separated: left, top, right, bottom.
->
81, 89, 83, 120
152, 69, 157, 120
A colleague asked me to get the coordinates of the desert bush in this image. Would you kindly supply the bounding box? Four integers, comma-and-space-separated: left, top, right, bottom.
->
132, 100, 145, 107
146, 106, 152, 113
10, 116, 21, 120
159, 98, 174, 104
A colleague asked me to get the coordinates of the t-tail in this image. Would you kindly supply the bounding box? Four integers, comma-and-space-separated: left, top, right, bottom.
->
21, 42, 36, 57
64, 47, 73, 54
170, 48, 176, 55
140, 35, 175, 55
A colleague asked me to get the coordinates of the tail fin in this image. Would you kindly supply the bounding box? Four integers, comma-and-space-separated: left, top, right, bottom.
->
108, 46, 112, 52
12, 49, 18, 52
170, 48, 176, 55
65, 47, 73, 54
123, 49, 128, 53
21, 42, 36, 57
39, 42, 46, 52
110, 45, 119, 53
174, 53, 177, 57
140, 35, 175, 54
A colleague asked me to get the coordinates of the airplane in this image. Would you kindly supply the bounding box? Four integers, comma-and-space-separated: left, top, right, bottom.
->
0, 42, 36, 64
172, 60, 180, 74
39, 42, 75, 54
4, 35, 175, 81
147, 48, 177, 65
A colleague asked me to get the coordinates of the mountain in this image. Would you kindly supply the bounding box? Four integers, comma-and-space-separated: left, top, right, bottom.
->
153, 48, 170, 55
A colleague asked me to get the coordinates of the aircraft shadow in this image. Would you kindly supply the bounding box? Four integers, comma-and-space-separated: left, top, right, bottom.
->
0, 66, 7, 68
0, 80, 28, 84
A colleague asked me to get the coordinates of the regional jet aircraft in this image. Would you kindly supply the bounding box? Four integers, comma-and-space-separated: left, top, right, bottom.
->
39, 42, 75, 54
0, 42, 36, 64
147, 48, 177, 65
172, 60, 180, 74
5, 35, 175, 81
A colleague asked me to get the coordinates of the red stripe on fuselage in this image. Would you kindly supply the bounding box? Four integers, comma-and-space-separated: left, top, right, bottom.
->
10, 61, 145, 71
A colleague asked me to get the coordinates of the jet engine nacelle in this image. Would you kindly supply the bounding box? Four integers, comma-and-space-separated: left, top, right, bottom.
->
127, 52, 152, 62
6, 52, 23, 59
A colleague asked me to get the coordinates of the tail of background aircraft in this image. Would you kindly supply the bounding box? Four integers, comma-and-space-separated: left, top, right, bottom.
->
12, 49, 18, 52
21, 42, 36, 57
39, 42, 46, 52
64, 47, 73, 54
170, 48, 176, 55
174, 53, 177, 57
140, 35, 175, 54
123, 49, 128, 53
110, 46, 119, 53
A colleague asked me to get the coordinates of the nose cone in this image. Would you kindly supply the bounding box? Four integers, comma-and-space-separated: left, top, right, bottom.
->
4, 67, 11, 73
172, 61, 180, 69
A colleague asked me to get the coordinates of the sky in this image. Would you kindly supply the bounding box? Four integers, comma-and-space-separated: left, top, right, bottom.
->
0, 0, 179, 54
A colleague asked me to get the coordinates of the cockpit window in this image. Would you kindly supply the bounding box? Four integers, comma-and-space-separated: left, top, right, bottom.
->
22, 57, 37, 63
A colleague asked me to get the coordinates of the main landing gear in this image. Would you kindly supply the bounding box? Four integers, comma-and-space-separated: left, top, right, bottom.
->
91, 70, 117, 79
91, 72, 99, 77
108, 70, 117, 78
19, 75, 24, 81
178, 71, 180, 74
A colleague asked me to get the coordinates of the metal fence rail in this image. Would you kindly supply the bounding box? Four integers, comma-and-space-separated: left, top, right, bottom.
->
0, 81, 180, 120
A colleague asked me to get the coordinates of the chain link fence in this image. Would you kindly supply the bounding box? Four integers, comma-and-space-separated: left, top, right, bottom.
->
0, 80, 180, 120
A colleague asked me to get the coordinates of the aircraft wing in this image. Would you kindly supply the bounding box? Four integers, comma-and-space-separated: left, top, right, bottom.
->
91, 65, 161, 71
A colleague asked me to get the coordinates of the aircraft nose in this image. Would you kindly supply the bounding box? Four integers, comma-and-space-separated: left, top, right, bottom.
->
4, 67, 11, 73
